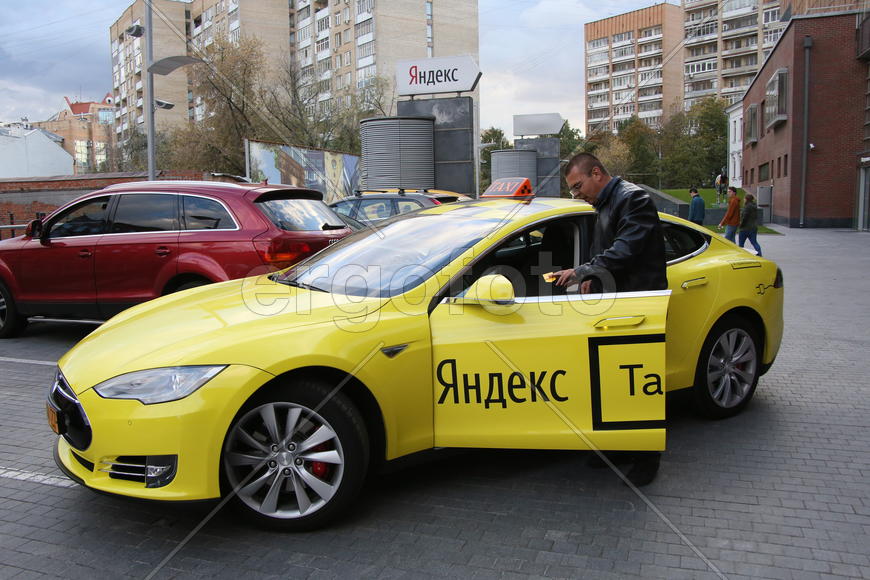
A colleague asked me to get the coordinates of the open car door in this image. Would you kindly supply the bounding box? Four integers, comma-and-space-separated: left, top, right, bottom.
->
430, 274, 670, 453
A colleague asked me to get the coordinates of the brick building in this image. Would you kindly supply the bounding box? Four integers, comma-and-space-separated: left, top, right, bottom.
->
33, 96, 116, 175
740, 10, 867, 227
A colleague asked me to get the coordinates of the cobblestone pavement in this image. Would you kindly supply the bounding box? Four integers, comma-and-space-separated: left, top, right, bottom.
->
1, 227, 869, 579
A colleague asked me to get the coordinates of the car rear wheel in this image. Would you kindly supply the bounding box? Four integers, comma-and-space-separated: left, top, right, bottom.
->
0, 282, 27, 339
693, 315, 760, 419
222, 379, 369, 530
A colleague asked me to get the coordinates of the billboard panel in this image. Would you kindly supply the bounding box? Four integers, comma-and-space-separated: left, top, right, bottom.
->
247, 140, 360, 204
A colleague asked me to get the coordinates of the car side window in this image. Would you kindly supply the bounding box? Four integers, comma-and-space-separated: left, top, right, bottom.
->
662, 222, 708, 263
396, 199, 423, 214
358, 199, 391, 220
182, 195, 235, 230
331, 200, 355, 217
448, 217, 582, 299
110, 194, 179, 234
48, 196, 111, 239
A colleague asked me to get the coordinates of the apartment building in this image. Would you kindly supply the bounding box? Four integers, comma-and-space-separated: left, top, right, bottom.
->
33, 96, 116, 174
110, 0, 190, 137
584, 3, 684, 135
682, 0, 787, 110
295, 0, 479, 114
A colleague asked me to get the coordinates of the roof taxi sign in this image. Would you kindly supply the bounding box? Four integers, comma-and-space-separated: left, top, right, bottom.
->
481, 177, 534, 199
396, 55, 482, 97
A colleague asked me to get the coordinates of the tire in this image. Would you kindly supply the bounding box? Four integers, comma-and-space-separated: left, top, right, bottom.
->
693, 315, 761, 419
0, 282, 27, 339
221, 378, 369, 530
174, 279, 210, 293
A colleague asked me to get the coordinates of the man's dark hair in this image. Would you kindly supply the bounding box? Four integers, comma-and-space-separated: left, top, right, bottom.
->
689, 187, 698, 194
564, 152, 609, 179
727, 186, 737, 194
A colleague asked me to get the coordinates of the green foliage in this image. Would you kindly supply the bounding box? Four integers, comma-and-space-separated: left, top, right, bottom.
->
618, 116, 658, 187
658, 97, 728, 188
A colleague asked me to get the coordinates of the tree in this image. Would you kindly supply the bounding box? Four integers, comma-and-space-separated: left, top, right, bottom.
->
478, 126, 512, 191
618, 116, 658, 187
688, 97, 728, 184
595, 133, 632, 178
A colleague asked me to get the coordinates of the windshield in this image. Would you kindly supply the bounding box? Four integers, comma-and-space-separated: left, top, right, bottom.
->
256, 198, 345, 231
279, 214, 501, 297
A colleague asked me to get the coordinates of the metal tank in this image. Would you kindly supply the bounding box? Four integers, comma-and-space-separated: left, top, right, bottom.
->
491, 149, 538, 187
360, 116, 435, 189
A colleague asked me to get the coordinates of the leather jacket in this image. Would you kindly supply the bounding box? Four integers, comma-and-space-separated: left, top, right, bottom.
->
573, 177, 668, 293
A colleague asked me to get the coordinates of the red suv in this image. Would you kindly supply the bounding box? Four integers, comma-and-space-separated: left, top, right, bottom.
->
0, 180, 350, 337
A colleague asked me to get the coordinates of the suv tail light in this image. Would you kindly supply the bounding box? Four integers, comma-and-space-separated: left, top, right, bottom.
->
253, 237, 312, 269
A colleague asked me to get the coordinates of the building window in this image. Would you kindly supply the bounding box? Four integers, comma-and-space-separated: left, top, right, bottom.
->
343, 51, 351, 66
315, 37, 329, 53
759, 162, 770, 182
612, 31, 633, 43
750, 168, 754, 184
640, 25, 661, 38
783, 154, 788, 176
586, 37, 608, 50
356, 0, 373, 14
425, 1, 432, 18
777, 156, 781, 178
613, 61, 635, 73
317, 16, 330, 34
685, 59, 717, 75
745, 104, 758, 144
612, 74, 635, 89
426, 23, 432, 42
686, 22, 717, 39
427, 46, 433, 57
588, 65, 609, 78
723, 0, 757, 11
764, 68, 788, 129
358, 40, 375, 58
763, 7, 780, 24
298, 25, 311, 42
613, 46, 634, 59
74, 140, 89, 169
355, 18, 373, 37
335, 33, 341, 47
334, 13, 341, 26
98, 109, 114, 125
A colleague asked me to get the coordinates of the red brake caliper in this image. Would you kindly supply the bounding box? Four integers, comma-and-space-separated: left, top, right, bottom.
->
310, 442, 329, 479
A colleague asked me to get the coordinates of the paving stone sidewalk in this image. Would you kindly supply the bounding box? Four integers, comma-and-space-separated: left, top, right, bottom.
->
0, 227, 868, 579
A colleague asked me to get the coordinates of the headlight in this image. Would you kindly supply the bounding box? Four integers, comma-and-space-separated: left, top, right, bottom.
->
93, 366, 226, 405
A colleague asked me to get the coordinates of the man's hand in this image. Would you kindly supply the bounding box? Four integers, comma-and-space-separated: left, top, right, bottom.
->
580, 280, 593, 294
553, 269, 576, 287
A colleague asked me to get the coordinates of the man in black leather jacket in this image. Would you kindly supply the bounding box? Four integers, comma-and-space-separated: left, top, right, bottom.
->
553, 152, 667, 487
553, 153, 667, 293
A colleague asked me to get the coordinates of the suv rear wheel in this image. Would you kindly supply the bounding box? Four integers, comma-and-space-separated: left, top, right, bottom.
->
0, 282, 27, 339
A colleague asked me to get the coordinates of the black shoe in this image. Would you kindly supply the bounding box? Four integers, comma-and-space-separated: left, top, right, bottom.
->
586, 451, 635, 469
624, 452, 661, 487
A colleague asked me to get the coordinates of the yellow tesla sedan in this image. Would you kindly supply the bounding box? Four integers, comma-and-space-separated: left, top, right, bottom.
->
48, 185, 783, 529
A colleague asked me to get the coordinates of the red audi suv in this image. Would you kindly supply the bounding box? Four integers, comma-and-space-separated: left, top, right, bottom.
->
0, 180, 350, 337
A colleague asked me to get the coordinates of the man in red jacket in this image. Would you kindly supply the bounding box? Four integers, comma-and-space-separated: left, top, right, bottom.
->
719, 186, 741, 242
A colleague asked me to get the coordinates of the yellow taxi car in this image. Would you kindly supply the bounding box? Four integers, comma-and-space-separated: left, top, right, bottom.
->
48, 179, 783, 529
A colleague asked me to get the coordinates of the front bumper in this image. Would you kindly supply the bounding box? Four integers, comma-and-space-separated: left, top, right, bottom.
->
52, 364, 272, 501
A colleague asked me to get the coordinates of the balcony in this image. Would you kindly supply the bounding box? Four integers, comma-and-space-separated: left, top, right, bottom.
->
586, 43, 609, 54
722, 43, 758, 57
638, 33, 662, 44
860, 13, 870, 60
587, 86, 609, 95
638, 47, 662, 57
357, 54, 374, 68
638, 108, 663, 119
611, 52, 635, 63
722, 23, 758, 38
135, 80, 142, 91
720, 64, 758, 77
637, 63, 660, 72
685, 68, 718, 81
316, 49, 331, 61
722, 3, 758, 19
612, 38, 633, 48
684, 31, 719, 45
721, 84, 750, 94
685, 87, 718, 98
685, 0, 718, 6
638, 92, 663, 102
587, 70, 610, 82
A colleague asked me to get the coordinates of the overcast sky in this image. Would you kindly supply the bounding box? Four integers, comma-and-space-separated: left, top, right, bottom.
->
0, 0, 675, 140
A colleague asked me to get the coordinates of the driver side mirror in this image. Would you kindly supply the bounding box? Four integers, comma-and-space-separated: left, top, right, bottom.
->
25, 219, 43, 240
452, 274, 516, 307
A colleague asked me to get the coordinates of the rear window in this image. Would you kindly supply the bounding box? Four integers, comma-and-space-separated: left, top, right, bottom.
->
182, 195, 236, 230
256, 198, 345, 231
111, 194, 179, 233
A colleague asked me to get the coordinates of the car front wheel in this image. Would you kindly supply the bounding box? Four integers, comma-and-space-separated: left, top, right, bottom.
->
693, 315, 761, 419
222, 379, 369, 530
0, 282, 27, 339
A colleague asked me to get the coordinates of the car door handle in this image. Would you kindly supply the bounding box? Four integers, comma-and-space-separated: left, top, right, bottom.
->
155, 247, 171, 257
78, 249, 92, 258
594, 315, 645, 328
681, 277, 708, 289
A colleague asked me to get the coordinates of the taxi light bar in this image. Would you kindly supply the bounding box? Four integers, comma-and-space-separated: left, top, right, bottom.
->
481, 177, 534, 199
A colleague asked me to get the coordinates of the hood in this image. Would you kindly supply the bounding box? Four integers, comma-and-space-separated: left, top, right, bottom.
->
59, 275, 387, 393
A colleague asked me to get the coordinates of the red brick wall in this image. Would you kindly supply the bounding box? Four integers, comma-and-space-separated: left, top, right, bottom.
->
742, 13, 864, 227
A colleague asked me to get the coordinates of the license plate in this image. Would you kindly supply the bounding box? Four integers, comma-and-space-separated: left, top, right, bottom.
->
46, 403, 61, 434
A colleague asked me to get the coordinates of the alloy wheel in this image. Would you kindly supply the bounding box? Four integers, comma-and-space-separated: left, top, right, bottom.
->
706, 328, 757, 408
223, 402, 345, 519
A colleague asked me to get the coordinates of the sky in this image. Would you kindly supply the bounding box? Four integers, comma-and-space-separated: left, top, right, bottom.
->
0, 0, 676, 140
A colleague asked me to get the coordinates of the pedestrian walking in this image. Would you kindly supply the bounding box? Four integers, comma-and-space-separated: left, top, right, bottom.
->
719, 186, 740, 243
688, 187, 705, 226
738, 193, 762, 256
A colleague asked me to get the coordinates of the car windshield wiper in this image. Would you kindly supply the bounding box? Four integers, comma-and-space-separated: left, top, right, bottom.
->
322, 223, 346, 230
271, 275, 326, 292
